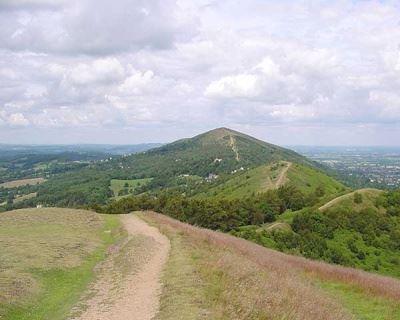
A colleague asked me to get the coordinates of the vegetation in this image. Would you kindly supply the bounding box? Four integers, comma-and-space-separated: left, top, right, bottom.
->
110, 178, 152, 198
142, 212, 400, 320
0, 208, 123, 320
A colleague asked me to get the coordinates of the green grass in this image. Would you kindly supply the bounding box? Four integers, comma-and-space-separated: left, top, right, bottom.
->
110, 178, 152, 198
0, 208, 123, 320
196, 162, 346, 200
197, 161, 290, 199
319, 281, 400, 320
287, 163, 347, 196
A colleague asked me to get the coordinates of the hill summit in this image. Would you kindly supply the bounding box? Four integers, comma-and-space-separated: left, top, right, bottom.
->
145, 127, 314, 175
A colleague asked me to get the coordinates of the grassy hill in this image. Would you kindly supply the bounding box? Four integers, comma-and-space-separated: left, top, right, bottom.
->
17, 127, 326, 208
142, 211, 400, 320
197, 161, 346, 199
0, 208, 123, 320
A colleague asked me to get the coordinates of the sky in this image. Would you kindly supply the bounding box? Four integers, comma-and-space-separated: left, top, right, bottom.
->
1, 0, 400, 146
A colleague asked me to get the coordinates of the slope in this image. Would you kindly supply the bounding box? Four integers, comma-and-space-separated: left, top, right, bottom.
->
26, 128, 321, 207
0, 208, 122, 320
141, 211, 400, 320
197, 160, 346, 199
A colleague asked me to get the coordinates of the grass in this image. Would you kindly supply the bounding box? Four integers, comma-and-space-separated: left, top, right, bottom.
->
0, 208, 123, 320
142, 212, 353, 319
319, 281, 400, 320
13, 192, 37, 204
109, 178, 152, 198
319, 188, 383, 212
0, 178, 46, 189
287, 163, 347, 196
197, 161, 347, 199
142, 211, 400, 320
197, 161, 291, 199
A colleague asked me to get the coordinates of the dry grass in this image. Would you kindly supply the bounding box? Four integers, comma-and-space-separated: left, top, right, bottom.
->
13, 192, 37, 203
143, 212, 354, 320
145, 211, 400, 303
0, 177, 46, 189
0, 208, 104, 310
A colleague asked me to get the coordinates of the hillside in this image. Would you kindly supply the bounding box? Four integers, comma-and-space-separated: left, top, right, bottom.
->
3, 209, 400, 319
319, 188, 383, 212
19, 128, 336, 208
0, 208, 122, 320
197, 161, 346, 199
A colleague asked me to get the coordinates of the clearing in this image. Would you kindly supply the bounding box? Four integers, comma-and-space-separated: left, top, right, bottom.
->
0, 177, 46, 189
110, 178, 152, 198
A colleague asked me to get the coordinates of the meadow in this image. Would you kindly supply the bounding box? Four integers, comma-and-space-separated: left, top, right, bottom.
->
142, 211, 400, 320
0, 178, 46, 189
0, 208, 123, 320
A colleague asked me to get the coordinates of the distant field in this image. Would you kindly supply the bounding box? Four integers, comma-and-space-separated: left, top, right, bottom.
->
110, 178, 152, 198
0, 178, 46, 189
13, 192, 37, 204
0, 208, 122, 320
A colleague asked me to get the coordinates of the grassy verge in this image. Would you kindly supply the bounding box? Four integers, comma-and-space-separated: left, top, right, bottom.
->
141, 212, 351, 320
0, 209, 124, 320
318, 281, 400, 320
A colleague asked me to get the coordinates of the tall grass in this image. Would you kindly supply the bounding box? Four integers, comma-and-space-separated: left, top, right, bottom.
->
146, 211, 400, 302
145, 212, 353, 320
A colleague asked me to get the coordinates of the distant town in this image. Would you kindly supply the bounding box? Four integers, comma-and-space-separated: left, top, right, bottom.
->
292, 146, 400, 189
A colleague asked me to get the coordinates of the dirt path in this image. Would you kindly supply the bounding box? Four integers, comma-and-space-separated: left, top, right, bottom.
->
318, 188, 382, 211
73, 214, 170, 320
275, 161, 292, 187
229, 135, 240, 161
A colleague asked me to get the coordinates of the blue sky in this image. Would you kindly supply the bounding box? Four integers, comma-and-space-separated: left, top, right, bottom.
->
0, 0, 400, 145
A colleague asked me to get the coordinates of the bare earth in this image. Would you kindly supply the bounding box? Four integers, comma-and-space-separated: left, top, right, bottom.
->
74, 214, 170, 320
275, 161, 292, 187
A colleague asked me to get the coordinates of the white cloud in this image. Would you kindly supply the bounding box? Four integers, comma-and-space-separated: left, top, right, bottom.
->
1, 0, 400, 144
8, 113, 30, 126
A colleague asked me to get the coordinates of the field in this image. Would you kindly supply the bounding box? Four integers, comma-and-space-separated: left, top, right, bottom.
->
0, 208, 123, 320
142, 212, 400, 320
110, 178, 152, 198
13, 192, 37, 204
0, 178, 46, 189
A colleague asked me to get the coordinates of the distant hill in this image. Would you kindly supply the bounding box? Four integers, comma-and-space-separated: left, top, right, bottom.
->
14, 127, 342, 207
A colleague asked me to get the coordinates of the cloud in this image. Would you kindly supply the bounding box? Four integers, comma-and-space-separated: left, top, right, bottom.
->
1, 0, 400, 145
0, 0, 197, 55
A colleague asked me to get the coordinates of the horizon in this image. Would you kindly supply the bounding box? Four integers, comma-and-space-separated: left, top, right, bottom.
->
1, 0, 400, 145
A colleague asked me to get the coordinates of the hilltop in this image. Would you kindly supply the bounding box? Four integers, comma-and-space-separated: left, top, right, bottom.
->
18, 127, 336, 207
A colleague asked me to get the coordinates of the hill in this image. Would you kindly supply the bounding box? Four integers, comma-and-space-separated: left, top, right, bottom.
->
142, 212, 400, 320
4, 209, 399, 319
318, 188, 383, 212
18, 128, 338, 208
197, 161, 346, 199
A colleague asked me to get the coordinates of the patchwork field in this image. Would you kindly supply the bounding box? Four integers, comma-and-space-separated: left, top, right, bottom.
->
0, 178, 46, 189
0, 208, 123, 320
110, 178, 152, 198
